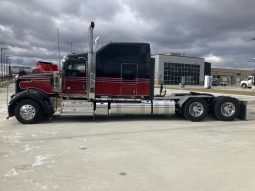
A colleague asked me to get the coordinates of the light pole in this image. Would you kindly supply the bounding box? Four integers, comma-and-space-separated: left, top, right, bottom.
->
5, 54, 9, 79
6, 56, 10, 77
3, 51, 7, 80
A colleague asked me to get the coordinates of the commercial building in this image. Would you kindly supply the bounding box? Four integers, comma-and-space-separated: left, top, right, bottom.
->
152, 53, 211, 85
211, 68, 254, 85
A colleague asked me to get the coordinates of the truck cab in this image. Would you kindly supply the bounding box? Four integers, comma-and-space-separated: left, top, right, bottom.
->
240, 76, 254, 88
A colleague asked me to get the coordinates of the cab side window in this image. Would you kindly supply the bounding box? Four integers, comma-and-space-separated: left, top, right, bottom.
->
65, 59, 86, 77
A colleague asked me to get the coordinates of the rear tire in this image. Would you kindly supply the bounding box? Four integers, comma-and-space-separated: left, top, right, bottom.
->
14, 99, 43, 124
213, 96, 240, 121
183, 98, 208, 121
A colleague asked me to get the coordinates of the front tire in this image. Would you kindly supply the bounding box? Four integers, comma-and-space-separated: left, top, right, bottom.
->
183, 98, 209, 121
213, 96, 240, 121
241, 83, 247, 88
14, 99, 43, 124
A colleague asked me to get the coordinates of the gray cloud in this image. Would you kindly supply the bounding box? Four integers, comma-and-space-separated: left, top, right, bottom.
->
0, 0, 255, 69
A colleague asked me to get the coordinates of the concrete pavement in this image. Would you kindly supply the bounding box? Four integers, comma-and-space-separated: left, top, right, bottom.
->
1, 116, 255, 191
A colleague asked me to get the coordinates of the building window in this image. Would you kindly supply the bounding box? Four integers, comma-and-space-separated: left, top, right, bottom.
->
163, 62, 200, 85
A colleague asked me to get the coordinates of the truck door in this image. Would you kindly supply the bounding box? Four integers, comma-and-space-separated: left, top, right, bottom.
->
247, 76, 253, 87
63, 58, 86, 95
121, 63, 138, 96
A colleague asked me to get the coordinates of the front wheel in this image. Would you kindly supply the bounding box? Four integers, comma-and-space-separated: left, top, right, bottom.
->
241, 83, 247, 88
213, 96, 240, 121
183, 98, 209, 121
14, 99, 43, 124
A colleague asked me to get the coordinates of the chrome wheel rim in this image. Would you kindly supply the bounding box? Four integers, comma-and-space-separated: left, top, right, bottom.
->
20, 105, 36, 120
221, 102, 235, 117
189, 102, 204, 117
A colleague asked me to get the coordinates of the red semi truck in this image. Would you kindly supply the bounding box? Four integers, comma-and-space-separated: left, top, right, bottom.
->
8, 22, 246, 124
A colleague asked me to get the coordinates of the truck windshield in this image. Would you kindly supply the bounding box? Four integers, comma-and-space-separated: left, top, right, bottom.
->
65, 58, 86, 77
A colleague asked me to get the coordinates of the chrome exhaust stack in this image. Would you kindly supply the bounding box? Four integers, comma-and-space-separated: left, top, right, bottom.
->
87, 21, 96, 100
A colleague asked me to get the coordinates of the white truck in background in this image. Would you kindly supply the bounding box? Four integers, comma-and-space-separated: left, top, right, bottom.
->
240, 76, 254, 88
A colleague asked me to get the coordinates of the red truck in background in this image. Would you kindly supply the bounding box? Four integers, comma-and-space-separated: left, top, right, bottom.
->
32, 61, 58, 73
7, 22, 247, 124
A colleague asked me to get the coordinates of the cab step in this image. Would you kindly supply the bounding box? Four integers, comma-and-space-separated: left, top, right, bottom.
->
58, 100, 94, 116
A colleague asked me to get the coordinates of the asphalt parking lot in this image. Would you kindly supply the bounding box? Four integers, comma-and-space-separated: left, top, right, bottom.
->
1, 85, 255, 191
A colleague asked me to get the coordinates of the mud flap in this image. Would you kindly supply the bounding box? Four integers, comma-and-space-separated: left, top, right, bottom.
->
238, 101, 247, 120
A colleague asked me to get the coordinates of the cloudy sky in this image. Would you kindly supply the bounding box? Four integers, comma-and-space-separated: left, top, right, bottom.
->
0, 0, 255, 69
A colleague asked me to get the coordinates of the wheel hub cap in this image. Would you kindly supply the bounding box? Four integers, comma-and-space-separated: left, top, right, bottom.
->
221, 102, 235, 117
20, 105, 36, 120
189, 102, 204, 117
